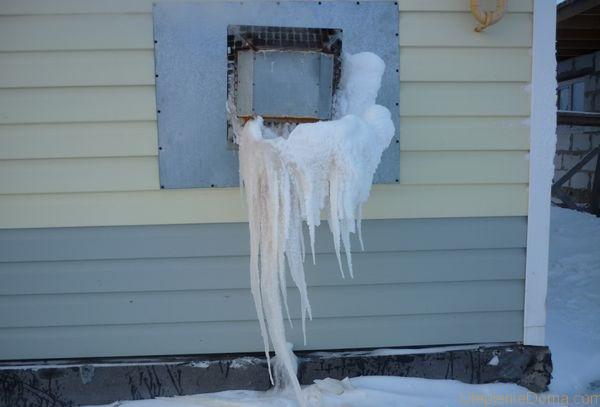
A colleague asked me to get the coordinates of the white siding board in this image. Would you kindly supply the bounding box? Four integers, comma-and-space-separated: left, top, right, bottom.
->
524, 0, 556, 346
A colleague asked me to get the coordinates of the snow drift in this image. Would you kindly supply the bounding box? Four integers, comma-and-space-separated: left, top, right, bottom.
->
235, 52, 395, 405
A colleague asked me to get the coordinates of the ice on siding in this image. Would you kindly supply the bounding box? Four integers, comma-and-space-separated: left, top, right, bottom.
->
235, 52, 394, 405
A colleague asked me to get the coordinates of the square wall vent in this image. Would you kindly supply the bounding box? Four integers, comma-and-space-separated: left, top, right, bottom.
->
227, 25, 342, 123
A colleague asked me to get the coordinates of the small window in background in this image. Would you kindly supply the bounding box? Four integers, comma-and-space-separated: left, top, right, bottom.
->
558, 85, 571, 111
557, 77, 586, 112
572, 81, 585, 111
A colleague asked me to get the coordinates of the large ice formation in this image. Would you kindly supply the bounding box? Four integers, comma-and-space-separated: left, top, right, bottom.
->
235, 52, 394, 405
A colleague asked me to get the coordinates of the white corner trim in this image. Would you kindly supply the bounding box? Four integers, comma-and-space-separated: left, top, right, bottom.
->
524, 0, 557, 346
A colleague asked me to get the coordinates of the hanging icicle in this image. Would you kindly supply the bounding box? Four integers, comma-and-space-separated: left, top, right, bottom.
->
235, 52, 395, 406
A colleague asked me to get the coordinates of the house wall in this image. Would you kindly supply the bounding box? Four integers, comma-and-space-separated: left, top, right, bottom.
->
0, 217, 527, 360
0, 0, 532, 228
0, 0, 534, 360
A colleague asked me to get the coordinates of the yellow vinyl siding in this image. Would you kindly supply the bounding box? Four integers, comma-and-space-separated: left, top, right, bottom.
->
0, 83, 529, 125
0, 118, 529, 160
400, 48, 532, 83
0, 184, 528, 229
0, 87, 156, 124
0, 122, 158, 160
399, 12, 531, 47
0, 51, 156, 88
0, 12, 531, 51
400, 83, 530, 117
400, 117, 530, 151
0, 15, 152, 52
0, 48, 530, 89
0, 152, 528, 195
0, 1, 533, 229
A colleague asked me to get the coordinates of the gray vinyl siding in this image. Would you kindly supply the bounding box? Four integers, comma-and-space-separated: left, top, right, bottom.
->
0, 217, 526, 361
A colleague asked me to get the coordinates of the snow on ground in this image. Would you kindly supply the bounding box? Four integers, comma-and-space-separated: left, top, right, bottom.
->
545, 207, 600, 398
92, 207, 600, 407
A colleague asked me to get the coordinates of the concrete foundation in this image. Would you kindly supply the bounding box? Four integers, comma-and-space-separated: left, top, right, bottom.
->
0, 345, 552, 407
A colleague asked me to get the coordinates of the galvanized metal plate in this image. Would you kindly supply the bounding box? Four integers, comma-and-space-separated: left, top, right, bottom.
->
154, 1, 400, 188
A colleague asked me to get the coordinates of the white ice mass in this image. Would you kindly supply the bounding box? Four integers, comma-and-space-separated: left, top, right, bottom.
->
235, 52, 395, 405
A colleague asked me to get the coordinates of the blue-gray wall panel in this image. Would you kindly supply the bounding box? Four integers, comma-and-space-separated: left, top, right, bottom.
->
0, 217, 527, 262
0, 281, 524, 328
0, 217, 526, 360
1, 249, 525, 295
0, 312, 524, 361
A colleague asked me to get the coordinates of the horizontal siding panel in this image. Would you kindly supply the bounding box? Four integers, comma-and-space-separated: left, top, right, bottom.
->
400, 151, 529, 185
0, 14, 152, 52
0, 87, 156, 124
399, 0, 532, 12
0, 280, 524, 328
399, 12, 532, 48
0, 157, 158, 194
0, 311, 524, 359
0, 83, 527, 125
400, 83, 530, 117
0, 48, 531, 89
0, 50, 155, 88
400, 117, 530, 151
0, 152, 527, 194
0, 217, 527, 262
400, 48, 531, 82
0, 184, 529, 228
0, 249, 525, 295
0, 0, 535, 15
0, 122, 157, 160
0, 12, 531, 52
0, 117, 529, 161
